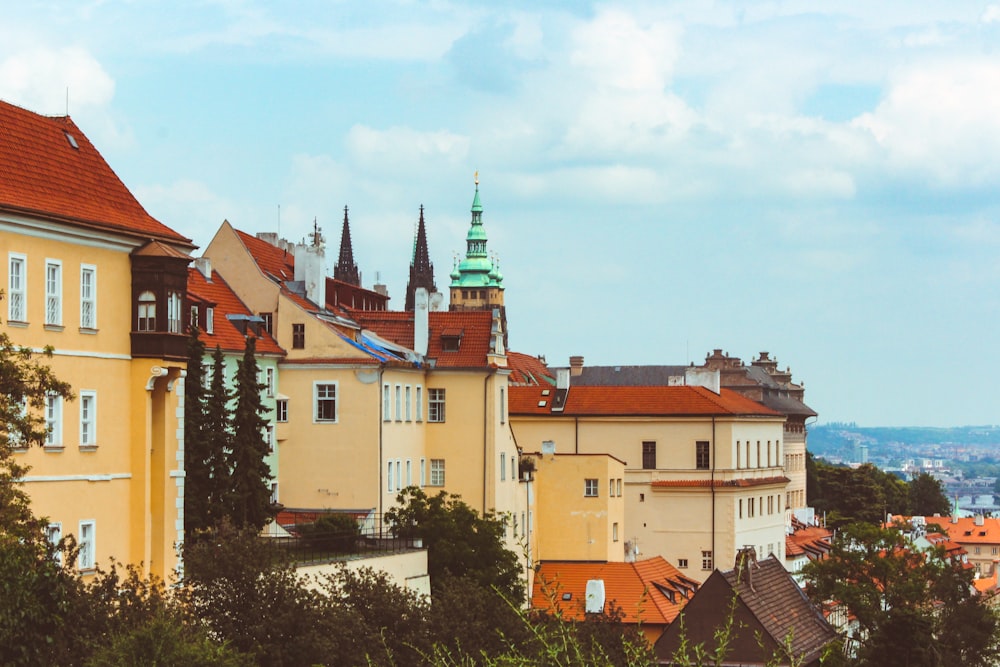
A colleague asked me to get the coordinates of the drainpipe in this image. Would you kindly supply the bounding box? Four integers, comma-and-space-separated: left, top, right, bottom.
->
711, 416, 717, 568
378, 367, 384, 520
575, 417, 579, 454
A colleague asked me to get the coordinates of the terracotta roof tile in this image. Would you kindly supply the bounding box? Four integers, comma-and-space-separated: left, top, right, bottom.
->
508, 351, 556, 386
352, 310, 497, 368
0, 99, 191, 246
235, 229, 295, 282
187, 267, 284, 355
509, 385, 782, 417
532, 557, 698, 626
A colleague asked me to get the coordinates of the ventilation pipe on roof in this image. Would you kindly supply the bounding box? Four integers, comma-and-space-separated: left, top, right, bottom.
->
414, 287, 429, 357
193, 256, 212, 280
293, 242, 326, 308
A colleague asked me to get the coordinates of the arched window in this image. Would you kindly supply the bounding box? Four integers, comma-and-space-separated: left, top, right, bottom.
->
138, 291, 156, 331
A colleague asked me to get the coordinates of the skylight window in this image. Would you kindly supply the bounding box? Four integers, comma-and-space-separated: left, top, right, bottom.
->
64, 132, 78, 149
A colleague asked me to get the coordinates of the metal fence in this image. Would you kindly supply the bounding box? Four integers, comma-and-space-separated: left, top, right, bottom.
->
266, 511, 418, 565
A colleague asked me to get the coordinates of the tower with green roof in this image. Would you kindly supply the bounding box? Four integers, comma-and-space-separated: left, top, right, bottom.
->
449, 173, 506, 339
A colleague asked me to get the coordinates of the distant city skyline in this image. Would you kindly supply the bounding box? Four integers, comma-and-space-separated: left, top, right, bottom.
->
3, 2, 999, 427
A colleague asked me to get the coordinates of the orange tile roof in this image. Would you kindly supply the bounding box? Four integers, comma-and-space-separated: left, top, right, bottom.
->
786, 523, 832, 558
187, 267, 284, 355
352, 309, 497, 368
532, 557, 698, 626
235, 228, 295, 282
911, 516, 1000, 545
509, 385, 782, 417
0, 99, 191, 246
507, 351, 555, 386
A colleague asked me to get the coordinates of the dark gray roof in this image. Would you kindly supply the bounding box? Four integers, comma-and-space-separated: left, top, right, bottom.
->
570, 365, 688, 386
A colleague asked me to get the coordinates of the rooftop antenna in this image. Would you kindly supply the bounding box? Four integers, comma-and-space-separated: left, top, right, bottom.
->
277, 204, 281, 238
65, 87, 69, 116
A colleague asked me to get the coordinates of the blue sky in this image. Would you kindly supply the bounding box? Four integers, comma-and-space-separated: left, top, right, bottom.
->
3, 1, 1000, 427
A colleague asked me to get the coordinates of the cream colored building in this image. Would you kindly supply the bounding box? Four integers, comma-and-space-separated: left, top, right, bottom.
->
510, 368, 788, 582
1, 100, 193, 578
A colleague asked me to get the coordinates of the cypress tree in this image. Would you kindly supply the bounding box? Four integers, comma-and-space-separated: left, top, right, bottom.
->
204, 345, 233, 527
227, 336, 274, 531
183, 327, 210, 537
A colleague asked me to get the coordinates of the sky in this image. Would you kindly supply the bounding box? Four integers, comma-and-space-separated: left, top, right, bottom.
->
2, 2, 999, 428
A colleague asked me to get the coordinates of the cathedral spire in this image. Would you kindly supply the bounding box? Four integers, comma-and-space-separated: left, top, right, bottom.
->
335, 205, 361, 286
405, 205, 437, 311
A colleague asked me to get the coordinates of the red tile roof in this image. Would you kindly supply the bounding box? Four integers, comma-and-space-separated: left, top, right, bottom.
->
786, 521, 833, 558
352, 310, 497, 368
508, 351, 555, 386
509, 385, 782, 417
235, 228, 295, 282
532, 557, 698, 626
187, 267, 284, 355
0, 99, 191, 246
910, 516, 1000, 545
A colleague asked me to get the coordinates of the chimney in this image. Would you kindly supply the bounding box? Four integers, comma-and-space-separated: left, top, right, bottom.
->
193, 256, 212, 280
976, 514, 985, 526
685, 367, 721, 393
414, 288, 429, 357
569, 356, 584, 376
585, 579, 606, 614
293, 242, 326, 308
556, 368, 570, 390
735, 546, 758, 590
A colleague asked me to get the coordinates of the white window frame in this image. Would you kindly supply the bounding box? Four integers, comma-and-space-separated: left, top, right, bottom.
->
79, 390, 97, 448
206, 306, 215, 334
613, 522, 619, 542
406, 459, 412, 487
137, 290, 156, 331
500, 452, 506, 481
394, 384, 402, 421
78, 520, 96, 571
387, 461, 394, 493
265, 367, 275, 397
47, 522, 62, 564
382, 384, 391, 421
420, 458, 426, 486
276, 398, 288, 423
430, 458, 445, 486
584, 478, 598, 497
428, 388, 445, 423
405, 385, 412, 422
266, 424, 274, 453
8, 253, 26, 322
80, 264, 97, 329
270, 483, 279, 504
396, 458, 402, 490
167, 290, 182, 333
313, 381, 338, 423
415, 386, 423, 422
702, 550, 713, 571
500, 386, 506, 424
45, 394, 63, 447
45, 259, 62, 326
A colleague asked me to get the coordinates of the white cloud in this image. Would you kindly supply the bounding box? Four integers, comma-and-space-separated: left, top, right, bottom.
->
853, 60, 1000, 186
346, 125, 470, 173
133, 179, 240, 248
0, 46, 114, 114
982, 5, 1000, 23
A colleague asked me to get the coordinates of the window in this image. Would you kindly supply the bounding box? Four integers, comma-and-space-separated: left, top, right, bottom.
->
767, 441, 772, 467
292, 323, 305, 349
276, 399, 288, 423
78, 521, 96, 570
678, 558, 688, 569
190, 306, 199, 329
265, 424, 274, 453
739, 498, 743, 518
500, 387, 506, 423
387, 461, 394, 492
270, 483, 279, 504
640, 493, 645, 502
428, 388, 445, 423
613, 522, 619, 542
501, 452, 506, 481
80, 265, 96, 329
756, 441, 762, 467
405, 386, 412, 421
420, 458, 426, 486
396, 458, 402, 490
430, 459, 445, 486
314, 383, 337, 422
260, 312, 273, 335
394, 385, 402, 421
264, 368, 275, 397
406, 459, 412, 487
138, 291, 156, 331
617, 478, 622, 496
701, 550, 713, 570
696, 441, 710, 469
8, 254, 26, 322
750, 497, 756, 517
584, 478, 598, 497
383, 384, 391, 421
610, 479, 615, 497
45, 260, 62, 325
45, 394, 63, 446
167, 291, 182, 333
642, 441, 656, 469
416, 386, 423, 422
206, 307, 214, 334
79, 391, 96, 448
46, 523, 62, 563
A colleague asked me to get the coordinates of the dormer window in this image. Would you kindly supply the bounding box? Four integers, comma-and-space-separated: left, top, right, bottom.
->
190, 305, 199, 329
137, 291, 156, 331
440, 328, 463, 352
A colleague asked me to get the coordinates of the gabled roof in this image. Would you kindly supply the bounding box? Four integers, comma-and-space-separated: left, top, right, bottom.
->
911, 516, 1000, 545
718, 556, 839, 663
234, 228, 295, 282
509, 385, 782, 418
351, 309, 497, 368
786, 521, 833, 559
532, 557, 699, 626
187, 267, 284, 355
507, 351, 556, 386
0, 99, 192, 247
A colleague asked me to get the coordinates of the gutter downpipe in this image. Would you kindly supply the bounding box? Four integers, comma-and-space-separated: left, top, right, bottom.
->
575, 417, 579, 454
378, 367, 384, 520
711, 416, 717, 569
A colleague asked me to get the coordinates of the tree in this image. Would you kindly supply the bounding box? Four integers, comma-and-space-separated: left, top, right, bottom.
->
385, 486, 525, 601
802, 522, 1000, 666
184, 326, 212, 537
203, 345, 233, 527
908, 472, 951, 517
227, 335, 274, 531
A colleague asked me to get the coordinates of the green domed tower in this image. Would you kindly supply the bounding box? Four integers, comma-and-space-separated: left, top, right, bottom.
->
449, 174, 506, 324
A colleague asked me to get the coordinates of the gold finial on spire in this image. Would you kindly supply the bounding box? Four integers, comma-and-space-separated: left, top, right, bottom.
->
474, 170, 479, 186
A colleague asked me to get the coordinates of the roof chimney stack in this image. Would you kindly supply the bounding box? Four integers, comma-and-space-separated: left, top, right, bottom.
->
569, 355, 584, 376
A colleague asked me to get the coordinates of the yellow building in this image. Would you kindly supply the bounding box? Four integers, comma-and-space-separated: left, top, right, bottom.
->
0, 100, 194, 578
510, 368, 788, 582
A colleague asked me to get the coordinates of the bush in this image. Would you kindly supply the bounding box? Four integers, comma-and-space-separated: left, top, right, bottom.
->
299, 513, 362, 554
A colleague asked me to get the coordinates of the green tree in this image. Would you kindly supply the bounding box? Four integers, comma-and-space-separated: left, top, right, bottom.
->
227, 336, 273, 531
184, 326, 212, 537
802, 522, 1000, 667
908, 472, 951, 517
385, 486, 525, 601
203, 345, 233, 526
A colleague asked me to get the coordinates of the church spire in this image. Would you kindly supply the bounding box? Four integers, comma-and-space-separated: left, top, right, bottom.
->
405, 204, 437, 311
334, 205, 361, 286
